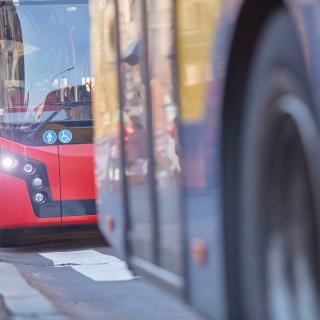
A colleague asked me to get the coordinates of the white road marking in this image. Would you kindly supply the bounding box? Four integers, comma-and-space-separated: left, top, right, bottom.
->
40, 249, 135, 282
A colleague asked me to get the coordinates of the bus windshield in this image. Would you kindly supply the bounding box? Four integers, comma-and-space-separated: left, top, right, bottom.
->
0, 1, 92, 129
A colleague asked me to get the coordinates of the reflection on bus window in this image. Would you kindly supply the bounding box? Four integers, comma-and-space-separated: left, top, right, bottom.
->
119, 0, 153, 262
0, 1, 93, 130
147, 0, 182, 275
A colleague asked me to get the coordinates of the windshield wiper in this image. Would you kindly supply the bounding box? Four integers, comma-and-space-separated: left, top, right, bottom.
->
27, 101, 90, 140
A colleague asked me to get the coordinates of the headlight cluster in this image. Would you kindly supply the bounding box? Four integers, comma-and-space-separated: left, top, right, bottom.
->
22, 163, 47, 204
1, 154, 48, 205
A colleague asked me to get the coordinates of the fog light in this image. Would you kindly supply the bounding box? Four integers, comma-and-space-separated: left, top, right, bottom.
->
23, 163, 34, 175
1, 157, 18, 170
33, 192, 46, 204
32, 177, 43, 188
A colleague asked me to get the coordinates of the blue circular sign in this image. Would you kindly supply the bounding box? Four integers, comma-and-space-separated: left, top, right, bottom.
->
43, 130, 57, 145
59, 129, 73, 144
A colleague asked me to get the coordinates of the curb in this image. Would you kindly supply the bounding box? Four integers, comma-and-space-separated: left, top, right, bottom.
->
0, 262, 68, 319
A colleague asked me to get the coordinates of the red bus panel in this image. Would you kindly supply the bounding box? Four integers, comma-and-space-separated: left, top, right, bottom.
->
59, 144, 96, 221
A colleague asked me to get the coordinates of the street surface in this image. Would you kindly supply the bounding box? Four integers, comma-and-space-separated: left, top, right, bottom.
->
0, 230, 204, 320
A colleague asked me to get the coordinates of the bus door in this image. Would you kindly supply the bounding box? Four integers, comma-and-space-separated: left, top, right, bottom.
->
93, 1, 227, 319
20, 2, 96, 223
117, 0, 184, 294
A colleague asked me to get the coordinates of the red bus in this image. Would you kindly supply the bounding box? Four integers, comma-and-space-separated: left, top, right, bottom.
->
0, 0, 96, 246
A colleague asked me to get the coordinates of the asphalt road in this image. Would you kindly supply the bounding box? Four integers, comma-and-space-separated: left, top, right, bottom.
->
0, 230, 204, 320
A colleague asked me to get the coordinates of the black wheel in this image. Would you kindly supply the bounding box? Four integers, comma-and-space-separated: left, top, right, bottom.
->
0, 230, 21, 247
238, 9, 320, 320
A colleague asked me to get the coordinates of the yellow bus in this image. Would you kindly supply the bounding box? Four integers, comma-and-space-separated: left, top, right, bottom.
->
91, 0, 320, 319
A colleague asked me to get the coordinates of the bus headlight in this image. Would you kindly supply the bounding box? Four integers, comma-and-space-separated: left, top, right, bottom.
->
1, 157, 18, 170
32, 177, 43, 188
33, 192, 46, 204
23, 163, 34, 175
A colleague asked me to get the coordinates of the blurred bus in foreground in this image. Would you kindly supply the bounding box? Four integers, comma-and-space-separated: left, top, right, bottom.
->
91, 0, 320, 319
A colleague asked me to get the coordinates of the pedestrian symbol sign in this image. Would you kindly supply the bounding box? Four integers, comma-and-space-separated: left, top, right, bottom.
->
59, 130, 73, 144
43, 130, 57, 145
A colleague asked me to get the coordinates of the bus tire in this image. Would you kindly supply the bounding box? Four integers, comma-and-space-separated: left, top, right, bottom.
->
239, 9, 320, 320
0, 230, 21, 247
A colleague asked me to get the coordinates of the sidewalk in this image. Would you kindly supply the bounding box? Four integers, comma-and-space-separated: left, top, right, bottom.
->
0, 262, 68, 320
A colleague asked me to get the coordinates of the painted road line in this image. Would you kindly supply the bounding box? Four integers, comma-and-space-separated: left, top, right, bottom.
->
0, 262, 68, 319
40, 249, 135, 281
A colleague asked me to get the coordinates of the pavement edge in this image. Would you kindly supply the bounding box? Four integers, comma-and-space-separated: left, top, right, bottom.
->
0, 262, 69, 319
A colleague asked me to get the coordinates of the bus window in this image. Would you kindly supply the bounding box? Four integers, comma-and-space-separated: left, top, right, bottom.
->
147, 1, 183, 275
0, 2, 93, 130
119, 0, 153, 262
